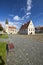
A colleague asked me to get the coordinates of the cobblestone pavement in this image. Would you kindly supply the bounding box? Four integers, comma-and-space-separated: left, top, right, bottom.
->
0, 34, 43, 65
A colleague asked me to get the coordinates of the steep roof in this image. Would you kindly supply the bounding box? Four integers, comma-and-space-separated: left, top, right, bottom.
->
8, 26, 16, 29
20, 21, 30, 30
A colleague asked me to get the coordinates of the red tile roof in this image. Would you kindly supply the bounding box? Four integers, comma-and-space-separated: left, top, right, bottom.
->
35, 26, 43, 30
20, 21, 30, 30
39, 26, 43, 30
8, 26, 16, 29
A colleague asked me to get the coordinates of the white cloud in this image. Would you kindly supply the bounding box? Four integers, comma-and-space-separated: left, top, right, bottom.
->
27, 0, 32, 5
21, 0, 32, 20
11, 0, 32, 21
26, 16, 29, 19
22, 15, 26, 20
9, 22, 14, 26
27, 6, 31, 11
26, 12, 31, 15
13, 16, 21, 20
27, 0, 32, 11
13, 22, 22, 29
21, 12, 31, 20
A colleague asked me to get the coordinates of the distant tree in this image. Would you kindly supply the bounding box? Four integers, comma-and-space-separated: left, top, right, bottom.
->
0, 24, 3, 31
5, 19, 9, 24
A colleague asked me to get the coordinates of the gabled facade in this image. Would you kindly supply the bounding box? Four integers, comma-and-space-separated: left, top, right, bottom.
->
6, 24, 17, 34
19, 20, 35, 35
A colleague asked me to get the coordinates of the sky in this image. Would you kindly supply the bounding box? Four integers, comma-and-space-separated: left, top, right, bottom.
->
0, 0, 43, 29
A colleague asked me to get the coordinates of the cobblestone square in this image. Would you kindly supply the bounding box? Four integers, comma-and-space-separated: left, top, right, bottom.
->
0, 34, 43, 65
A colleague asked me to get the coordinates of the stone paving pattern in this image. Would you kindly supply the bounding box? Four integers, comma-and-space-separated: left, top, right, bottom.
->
0, 34, 43, 65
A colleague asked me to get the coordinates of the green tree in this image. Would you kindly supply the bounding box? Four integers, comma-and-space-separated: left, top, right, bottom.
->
0, 24, 3, 31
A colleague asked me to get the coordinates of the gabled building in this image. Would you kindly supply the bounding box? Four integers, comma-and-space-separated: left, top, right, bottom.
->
19, 20, 35, 35
5, 23, 17, 34
35, 26, 43, 33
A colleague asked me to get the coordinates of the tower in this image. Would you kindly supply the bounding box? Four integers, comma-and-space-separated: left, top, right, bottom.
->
5, 19, 9, 34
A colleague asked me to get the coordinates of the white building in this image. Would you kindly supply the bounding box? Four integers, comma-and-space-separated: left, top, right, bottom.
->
19, 20, 35, 35
6, 23, 17, 34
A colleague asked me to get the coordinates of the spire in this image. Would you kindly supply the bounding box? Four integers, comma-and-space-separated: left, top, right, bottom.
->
5, 19, 9, 24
